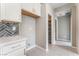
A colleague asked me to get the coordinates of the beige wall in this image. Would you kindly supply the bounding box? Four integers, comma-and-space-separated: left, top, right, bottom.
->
76, 4, 79, 53
71, 6, 76, 47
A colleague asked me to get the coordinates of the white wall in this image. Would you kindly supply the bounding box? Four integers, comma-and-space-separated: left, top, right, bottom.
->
20, 15, 36, 49
58, 15, 70, 41
36, 4, 48, 50
36, 3, 54, 51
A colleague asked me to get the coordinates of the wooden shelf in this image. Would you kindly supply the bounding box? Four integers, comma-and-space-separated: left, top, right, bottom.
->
1, 19, 21, 23
21, 9, 40, 18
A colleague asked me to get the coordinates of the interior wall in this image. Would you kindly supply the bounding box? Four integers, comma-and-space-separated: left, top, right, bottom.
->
36, 4, 48, 50
58, 15, 70, 41
19, 15, 36, 48
71, 6, 76, 47
36, 3, 54, 50
76, 4, 79, 53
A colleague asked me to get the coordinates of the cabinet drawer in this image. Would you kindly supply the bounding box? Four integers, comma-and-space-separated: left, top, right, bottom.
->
7, 48, 25, 56
0, 48, 1, 55
2, 41, 26, 55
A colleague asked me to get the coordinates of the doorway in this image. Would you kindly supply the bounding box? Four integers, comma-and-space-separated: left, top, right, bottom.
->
55, 12, 72, 46
48, 15, 52, 44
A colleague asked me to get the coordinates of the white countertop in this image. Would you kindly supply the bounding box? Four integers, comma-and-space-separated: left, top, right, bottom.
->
0, 36, 27, 47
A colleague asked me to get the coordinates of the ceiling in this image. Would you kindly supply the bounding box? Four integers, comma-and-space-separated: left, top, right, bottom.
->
49, 3, 68, 9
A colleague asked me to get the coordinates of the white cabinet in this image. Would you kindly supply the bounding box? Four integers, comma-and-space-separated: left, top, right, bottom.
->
7, 48, 25, 56
1, 39, 26, 56
0, 48, 1, 55
33, 3, 41, 16
1, 3, 6, 21
1, 3, 21, 22
22, 3, 41, 17
0, 48, 2, 56
0, 3, 1, 20
5, 3, 21, 22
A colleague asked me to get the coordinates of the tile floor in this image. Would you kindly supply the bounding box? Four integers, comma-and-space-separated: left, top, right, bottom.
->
26, 45, 79, 56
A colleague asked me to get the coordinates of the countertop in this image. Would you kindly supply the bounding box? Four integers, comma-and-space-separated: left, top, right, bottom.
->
0, 36, 27, 47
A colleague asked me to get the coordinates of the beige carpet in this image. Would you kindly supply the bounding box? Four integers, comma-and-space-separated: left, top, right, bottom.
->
26, 45, 79, 56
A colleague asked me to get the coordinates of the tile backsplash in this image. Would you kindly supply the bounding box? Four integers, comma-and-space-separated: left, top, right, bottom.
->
0, 23, 19, 37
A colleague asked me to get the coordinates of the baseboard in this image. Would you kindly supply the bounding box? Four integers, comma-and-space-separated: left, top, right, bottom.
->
76, 47, 79, 54
26, 45, 48, 52
70, 46, 79, 54
78, 48, 79, 54
36, 45, 48, 52
26, 45, 36, 51
72, 46, 77, 49
45, 48, 48, 52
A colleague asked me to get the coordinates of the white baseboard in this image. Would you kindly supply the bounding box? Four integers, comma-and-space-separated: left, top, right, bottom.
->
26, 45, 36, 51
26, 45, 48, 52
55, 41, 72, 46
36, 45, 48, 52
46, 48, 48, 52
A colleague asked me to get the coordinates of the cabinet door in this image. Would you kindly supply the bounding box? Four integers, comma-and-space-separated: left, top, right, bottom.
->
22, 3, 41, 16
0, 49, 1, 56
7, 48, 25, 56
0, 3, 1, 20
33, 3, 41, 16
0, 48, 3, 56
22, 3, 34, 12
5, 3, 21, 22
1, 3, 6, 20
